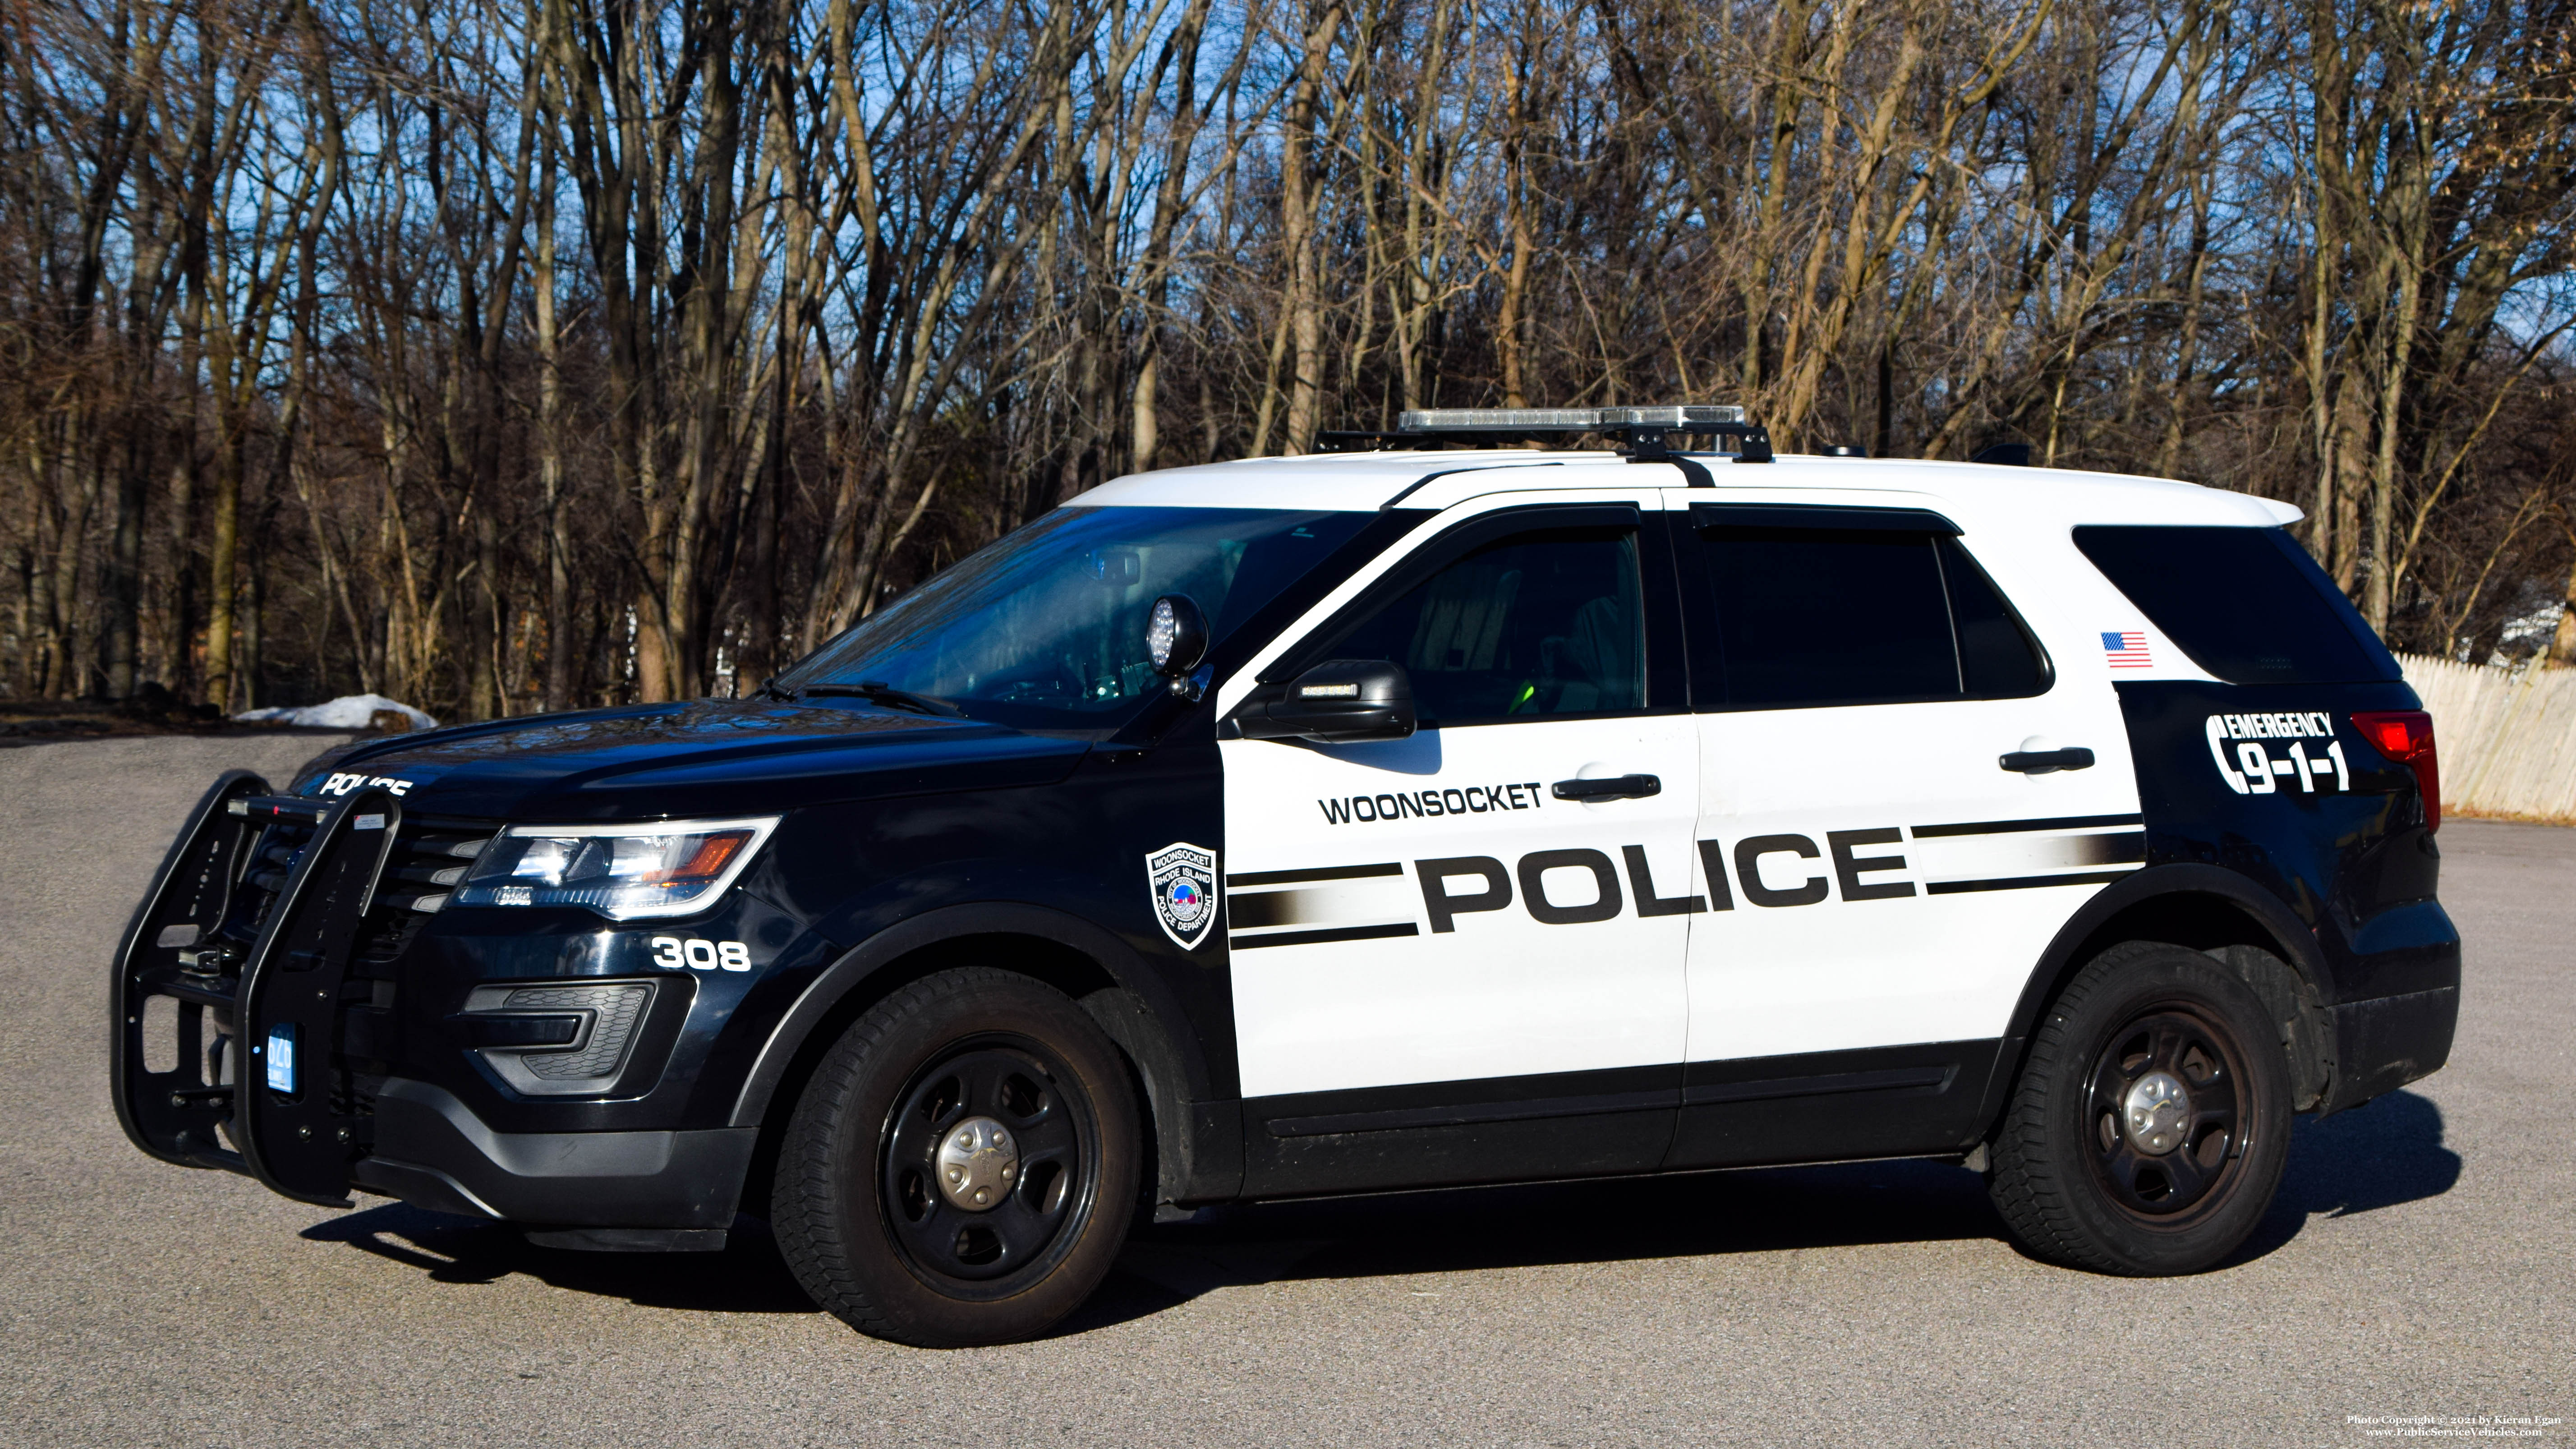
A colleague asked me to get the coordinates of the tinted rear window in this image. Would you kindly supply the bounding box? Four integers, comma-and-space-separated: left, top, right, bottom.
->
1694, 529, 2050, 708
2073, 525, 2400, 684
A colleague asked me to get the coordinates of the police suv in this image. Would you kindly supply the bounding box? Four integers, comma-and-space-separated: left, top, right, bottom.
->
114, 406, 2458, 1347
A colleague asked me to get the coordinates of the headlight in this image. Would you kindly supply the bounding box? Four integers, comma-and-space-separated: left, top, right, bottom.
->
450, 816, 779, 920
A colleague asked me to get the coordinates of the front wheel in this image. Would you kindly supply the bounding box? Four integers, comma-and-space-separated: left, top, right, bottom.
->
1987, 941, 2291, 1275
773, 967, 1141, 1346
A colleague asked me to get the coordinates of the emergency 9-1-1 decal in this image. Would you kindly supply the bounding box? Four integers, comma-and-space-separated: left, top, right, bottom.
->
1147, 843, 1220, 950
2205, 711, 2349, 795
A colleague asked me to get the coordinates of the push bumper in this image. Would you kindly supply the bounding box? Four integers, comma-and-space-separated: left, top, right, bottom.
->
352, 1078, 754, 1232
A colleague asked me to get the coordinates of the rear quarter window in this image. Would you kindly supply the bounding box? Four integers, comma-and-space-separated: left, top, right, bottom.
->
2072, 525, 2401, 685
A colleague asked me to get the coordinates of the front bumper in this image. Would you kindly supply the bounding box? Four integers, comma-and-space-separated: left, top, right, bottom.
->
352, 1078, 754, 1230
114, 775, 788, 1236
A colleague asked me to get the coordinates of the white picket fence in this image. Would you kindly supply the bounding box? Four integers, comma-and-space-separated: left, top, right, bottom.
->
2397, 653, 2576, 823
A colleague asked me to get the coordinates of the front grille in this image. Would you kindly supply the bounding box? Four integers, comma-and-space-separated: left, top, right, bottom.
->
212, 807, 498, 1127
230, 812, 496, 948
373, 824, 492, 914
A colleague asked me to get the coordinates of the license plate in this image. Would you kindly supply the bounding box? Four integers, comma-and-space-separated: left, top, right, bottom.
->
264, 1024, 297, 1094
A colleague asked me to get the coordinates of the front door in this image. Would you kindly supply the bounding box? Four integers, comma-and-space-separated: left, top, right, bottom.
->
1667, 498, 2143, 1168
1219, 495, 1700, 1194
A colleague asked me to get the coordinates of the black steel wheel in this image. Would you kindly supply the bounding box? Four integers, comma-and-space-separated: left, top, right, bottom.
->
2082, 1008, 2243, 1218
880, 1043, 1090, 1286
1987, 941, 2291, 1275
773, 967, 1140, 1346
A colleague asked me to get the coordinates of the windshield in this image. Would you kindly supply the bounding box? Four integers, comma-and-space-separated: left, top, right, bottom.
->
781, 506, 1372, 730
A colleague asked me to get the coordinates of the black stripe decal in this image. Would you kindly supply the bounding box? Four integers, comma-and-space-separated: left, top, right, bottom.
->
1908, 813, 2145, 839
1267, 1087, 1673, 1137
1925, 869, 2139, 895
1229, 922, 1420, 950
1682, 1065, 1952, 1106
1226, 862, 1404, 888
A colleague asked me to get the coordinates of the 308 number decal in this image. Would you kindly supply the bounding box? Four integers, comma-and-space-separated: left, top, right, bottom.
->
649, 937, 752, 972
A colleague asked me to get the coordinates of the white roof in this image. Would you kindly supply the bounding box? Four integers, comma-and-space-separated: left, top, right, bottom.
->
1074, 449, 2302, 529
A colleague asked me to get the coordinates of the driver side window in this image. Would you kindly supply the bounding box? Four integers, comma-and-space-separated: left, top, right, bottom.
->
1328, 526, 1644, 724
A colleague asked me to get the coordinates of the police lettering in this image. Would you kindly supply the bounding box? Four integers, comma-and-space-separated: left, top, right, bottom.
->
2203, 713, 2349, 795
317, 772, 415, 797
1320, 782, 1542, 824
2215, 711, 2333, 741
1416, 831, 1906, 931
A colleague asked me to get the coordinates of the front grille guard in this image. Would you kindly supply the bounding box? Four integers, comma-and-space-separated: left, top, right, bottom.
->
112, 775, 415, 1208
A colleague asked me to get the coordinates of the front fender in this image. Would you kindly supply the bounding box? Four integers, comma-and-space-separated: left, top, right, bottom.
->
726, 900, 1242, 1205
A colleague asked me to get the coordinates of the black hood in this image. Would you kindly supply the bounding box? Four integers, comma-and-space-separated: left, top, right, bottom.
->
290, 698, 1094, 821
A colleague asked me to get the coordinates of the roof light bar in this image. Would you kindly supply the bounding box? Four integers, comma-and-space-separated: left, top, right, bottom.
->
1316, 403, 1772, 462
1395, 405, 1748, 432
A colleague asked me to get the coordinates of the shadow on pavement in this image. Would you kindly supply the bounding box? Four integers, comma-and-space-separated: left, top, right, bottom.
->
2231, 1087, 2461, 1262
301, 1087, 2458, 1332
2281, 1089, 2462, 1216
303, 1204, 818, 1314
1067, 1156, 2006, 1335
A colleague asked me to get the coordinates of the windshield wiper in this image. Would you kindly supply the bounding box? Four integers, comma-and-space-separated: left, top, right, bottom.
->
793, 680, 966, 718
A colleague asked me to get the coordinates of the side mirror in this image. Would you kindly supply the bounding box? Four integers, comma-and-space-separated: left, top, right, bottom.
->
1148, 595, 1209, 698
1233, 660, 1416, 743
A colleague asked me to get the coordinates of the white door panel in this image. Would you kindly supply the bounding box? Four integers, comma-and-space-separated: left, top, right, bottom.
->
1223, 715, 1697, 1098
1219, 488, 1696, 1102
1675, 493, 2143, 1066
1687, 699, 2139, 1059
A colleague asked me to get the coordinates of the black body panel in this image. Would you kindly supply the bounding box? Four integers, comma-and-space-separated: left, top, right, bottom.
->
354, 1077, 755, 1229
1665, 1040, 2001, 1169
311, 723, 1238, 1220
303, 697, 1091, 822
1237, 1039, 2004, 1199
2090, 679, 2460, 1113
2113, 680, 2456, 1006
1242, 1063, 1679, 1197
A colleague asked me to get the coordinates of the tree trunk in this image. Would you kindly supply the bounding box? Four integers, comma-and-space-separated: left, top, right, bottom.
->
2549, 553, 2576, 667
1280, 1, 1343, 453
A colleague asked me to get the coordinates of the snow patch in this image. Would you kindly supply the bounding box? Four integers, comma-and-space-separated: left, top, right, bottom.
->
234, 694, 439, 731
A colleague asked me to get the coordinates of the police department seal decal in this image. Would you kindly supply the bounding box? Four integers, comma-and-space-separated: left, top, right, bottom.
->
1146, 842, 1219, 951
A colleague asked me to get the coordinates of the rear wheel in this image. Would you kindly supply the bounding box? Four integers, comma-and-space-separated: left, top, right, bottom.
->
1987, 941, 2291, 1275
773, 967, 1140, 1346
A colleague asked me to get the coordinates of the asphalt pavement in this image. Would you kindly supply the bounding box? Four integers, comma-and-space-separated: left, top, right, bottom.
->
1, 734, 2567, 1447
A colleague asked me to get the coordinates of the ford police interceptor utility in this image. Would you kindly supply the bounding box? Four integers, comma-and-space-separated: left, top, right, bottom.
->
114, 406, 2457, 1347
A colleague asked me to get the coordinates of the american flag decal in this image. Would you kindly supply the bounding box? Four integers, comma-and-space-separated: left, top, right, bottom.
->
2102, 631, 2152, 668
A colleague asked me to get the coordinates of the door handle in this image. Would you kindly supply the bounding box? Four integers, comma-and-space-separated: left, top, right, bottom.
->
1551, 773, 1662, 801
2000, 747, 2095, 774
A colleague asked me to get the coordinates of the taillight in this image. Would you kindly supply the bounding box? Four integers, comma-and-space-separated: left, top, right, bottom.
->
2351, 710, 2439, 832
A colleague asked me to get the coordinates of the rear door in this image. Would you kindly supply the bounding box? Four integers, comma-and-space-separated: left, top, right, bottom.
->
1666, 496, 2142, 1167
1219, 489, 1701, 1194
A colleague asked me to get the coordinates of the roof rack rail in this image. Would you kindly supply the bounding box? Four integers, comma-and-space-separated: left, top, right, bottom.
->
1313, 405, 1773, 463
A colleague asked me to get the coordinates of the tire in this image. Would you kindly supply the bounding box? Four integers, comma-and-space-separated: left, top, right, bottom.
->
1987, 940, 2291, 1275
773, 967, 1141, 1346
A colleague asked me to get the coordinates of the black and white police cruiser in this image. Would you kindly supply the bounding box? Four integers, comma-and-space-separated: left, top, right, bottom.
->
114, 406, 2458, 1346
